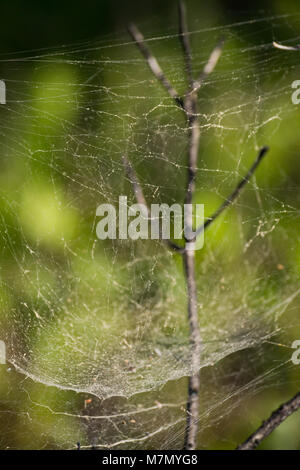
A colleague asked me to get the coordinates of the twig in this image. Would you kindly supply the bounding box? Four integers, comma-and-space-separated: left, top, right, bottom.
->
192, 37, 225, 94
181, 37, 225, 449
273, 41, 300, 51
183, 247, 201, 450
122, 155, 184, 253
125, 2, 273, 452
195, 146, 269, 239
182, 72, 201, 452
178, 0, 193, 88
127, 23, 184, 108
122, 155, 148, 210
237, 391, 300, 450
182, 110, 200, 450
126, 3, 273, 450
184, 93, 199, 210
180, 16, 201, 453
126, 1, 226, 451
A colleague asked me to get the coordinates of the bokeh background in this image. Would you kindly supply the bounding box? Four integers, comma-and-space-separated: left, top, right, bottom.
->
0, 0, 300, 450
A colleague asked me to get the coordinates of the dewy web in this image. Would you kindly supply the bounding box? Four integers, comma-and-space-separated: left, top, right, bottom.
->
0, 10, 300, 450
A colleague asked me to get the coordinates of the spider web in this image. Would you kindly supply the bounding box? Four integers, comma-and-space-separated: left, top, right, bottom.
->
0, 11, 300, 450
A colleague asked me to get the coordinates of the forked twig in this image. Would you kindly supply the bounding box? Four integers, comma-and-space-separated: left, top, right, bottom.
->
125, 1, 268, 450
237, 391, 300, 450
192, 37, 225, 93
178, 0, 193, 88
273, 41, 300, 51
195, 146, 269, 239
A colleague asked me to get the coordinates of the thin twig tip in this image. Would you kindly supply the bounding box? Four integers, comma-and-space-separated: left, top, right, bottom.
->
258, 146, 269, 160
273, 41, 300, 51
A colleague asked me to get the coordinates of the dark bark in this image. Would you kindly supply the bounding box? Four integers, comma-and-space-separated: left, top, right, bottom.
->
237, 391, 300, 450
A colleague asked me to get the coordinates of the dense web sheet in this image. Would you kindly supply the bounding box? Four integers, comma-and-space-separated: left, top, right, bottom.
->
0, 12, 300, 449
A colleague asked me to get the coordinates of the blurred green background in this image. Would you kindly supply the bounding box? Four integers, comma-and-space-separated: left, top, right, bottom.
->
0, 0, 300, 450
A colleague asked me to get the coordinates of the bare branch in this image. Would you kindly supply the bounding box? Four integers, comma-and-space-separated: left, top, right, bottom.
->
183, 249, 201, 450
128, 23, 184, 108
237, 390, 300, 450
127, 3, 225, 451
122, 155, 148, 210
273, 41, 300, 51
184, 97, 200, 207
195, 146, 269, 239
192, 37, 225, 93
122, 156, 184, 253
178, 0, 193, 88
178, 1, 201, 451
